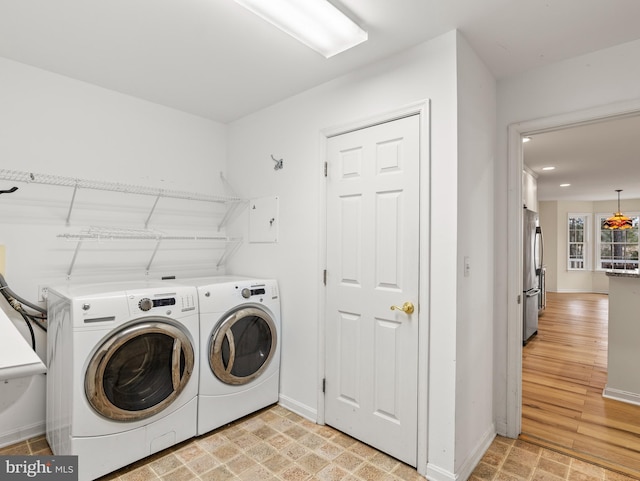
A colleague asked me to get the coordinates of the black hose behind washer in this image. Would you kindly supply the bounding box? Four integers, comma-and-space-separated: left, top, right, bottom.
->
0, 273, 47, 315
0, 273, 47, 350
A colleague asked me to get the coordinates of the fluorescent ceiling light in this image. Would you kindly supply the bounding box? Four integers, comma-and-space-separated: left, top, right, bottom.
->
233, 0, 368, 58
522, 137, 531, 143
542, 166, 555, 171
560, 183, 571, 187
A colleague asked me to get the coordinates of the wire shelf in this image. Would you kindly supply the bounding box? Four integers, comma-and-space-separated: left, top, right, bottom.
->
58, 226, 241, 276
0, 168, 246, 229
57, 226, 232, 242
1, 169, 245, 276
0, 169, 241, 203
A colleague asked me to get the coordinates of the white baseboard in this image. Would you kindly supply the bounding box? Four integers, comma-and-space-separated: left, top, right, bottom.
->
603, 386, 640, 406
0, 421, 45, 449
554, 289, 608, 294
426, 462, 456, 481
278, 394, 317, 423
426, 424, 496, 481
495, 421, 509, 437
456, 425, 496, 481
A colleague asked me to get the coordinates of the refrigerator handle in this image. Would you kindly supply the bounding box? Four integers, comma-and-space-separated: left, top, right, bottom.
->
535, 226, 544, 273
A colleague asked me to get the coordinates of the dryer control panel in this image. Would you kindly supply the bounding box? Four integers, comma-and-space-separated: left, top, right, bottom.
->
241, 287, 266, 299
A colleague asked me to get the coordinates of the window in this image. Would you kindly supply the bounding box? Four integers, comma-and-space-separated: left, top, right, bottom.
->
596, 213, 639, 271
567, 214, 589, 270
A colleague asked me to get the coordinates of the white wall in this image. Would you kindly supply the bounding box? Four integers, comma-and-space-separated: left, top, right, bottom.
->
0, 57, 228, 446
495, 37, 640, 435
551, 200, 598, 292
226, 31, 496, 480
454, 33, 497, 475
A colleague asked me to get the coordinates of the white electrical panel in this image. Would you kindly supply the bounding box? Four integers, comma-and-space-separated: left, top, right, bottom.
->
249, 196, 279, 243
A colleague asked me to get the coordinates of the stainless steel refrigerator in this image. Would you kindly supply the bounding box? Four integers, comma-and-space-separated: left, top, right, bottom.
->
523, 207, 543, 343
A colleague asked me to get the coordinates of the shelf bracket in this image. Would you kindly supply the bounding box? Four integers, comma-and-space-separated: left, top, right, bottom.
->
144, 194, 162, 228
220, 172, 238, 198
218, 199, 246, 231
146, 238, 163, 273
217, 173, 248, 230
216, 238, 242, 269
67, 239, 83, 279
66, 182, 79, 226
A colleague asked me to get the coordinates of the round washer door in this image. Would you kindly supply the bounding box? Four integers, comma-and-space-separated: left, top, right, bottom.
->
210, 306, 277, 385
85, 318, 194, 421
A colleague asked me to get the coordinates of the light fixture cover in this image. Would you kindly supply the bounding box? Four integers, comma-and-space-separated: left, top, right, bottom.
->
603, 190, 633, 230
234, 0, 368, 58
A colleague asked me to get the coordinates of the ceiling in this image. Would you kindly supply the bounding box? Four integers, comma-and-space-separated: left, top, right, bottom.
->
2, 1, 640, 202
2, 0, 640, 124
524, 114, 640, 202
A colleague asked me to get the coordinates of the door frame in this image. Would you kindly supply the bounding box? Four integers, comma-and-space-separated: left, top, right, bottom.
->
316, 100, 430, 475
505, 97, 640, 438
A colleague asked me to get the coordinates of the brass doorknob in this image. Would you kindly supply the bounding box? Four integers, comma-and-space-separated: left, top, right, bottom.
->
390, 302, 414, 314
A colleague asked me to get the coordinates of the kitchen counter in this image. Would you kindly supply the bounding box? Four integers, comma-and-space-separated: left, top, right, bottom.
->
0, 307, 46, 381
606, 270, 640, 278
603, 274, 640, 405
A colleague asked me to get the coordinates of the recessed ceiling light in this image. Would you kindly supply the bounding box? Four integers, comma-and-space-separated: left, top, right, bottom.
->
560, 183, 571, 187
542, 166, 555, 171
522, 137, 531, 143
233, 0, 368, 58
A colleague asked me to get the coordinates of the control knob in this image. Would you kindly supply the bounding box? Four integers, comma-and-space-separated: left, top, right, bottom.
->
139, 298, 153, 311
241, 288, 251, 299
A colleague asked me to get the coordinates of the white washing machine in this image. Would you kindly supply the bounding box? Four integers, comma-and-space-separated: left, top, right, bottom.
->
181, 276, 280, 435
46, 280, 199, 481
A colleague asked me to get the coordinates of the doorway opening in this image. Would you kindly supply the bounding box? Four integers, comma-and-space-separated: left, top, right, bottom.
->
507, 99, 640, 477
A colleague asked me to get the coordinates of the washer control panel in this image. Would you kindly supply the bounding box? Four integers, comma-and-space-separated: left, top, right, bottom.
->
127, 288, 197, 317
138, 297, 176, 311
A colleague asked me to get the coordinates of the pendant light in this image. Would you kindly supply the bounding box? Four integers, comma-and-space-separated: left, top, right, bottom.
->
603, 189, 633, 230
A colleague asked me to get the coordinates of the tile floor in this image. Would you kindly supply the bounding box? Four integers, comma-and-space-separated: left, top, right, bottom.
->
1, 404, 636, 481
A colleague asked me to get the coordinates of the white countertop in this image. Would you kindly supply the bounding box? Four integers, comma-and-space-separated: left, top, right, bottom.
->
0, 307, 46, 381
606, 269, 640, 278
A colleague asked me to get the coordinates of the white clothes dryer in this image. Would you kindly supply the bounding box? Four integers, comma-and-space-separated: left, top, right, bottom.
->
46, 280, 199, 481
181, 276, 280, 435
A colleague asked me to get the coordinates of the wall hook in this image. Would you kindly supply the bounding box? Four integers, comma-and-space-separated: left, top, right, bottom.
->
271, 154, 284, 170
0, 186, 18, 195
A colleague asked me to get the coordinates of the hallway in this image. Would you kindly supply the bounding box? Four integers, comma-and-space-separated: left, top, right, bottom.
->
521, 292, 640, 479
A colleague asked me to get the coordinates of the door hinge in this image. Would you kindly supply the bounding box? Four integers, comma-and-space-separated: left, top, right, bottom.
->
323, 269, 327, 286
324, 162, 328, 177
517, 294, 521, 304
322, 378, 326, 393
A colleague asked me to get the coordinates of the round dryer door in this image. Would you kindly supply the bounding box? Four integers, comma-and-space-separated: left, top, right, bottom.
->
210, 306, 277, 385
85, 318, 194, 421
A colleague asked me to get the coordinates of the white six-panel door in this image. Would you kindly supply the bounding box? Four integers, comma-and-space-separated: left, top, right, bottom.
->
324, 114, 420, 466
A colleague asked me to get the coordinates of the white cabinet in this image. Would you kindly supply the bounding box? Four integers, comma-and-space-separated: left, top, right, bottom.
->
522, 167, 538, 211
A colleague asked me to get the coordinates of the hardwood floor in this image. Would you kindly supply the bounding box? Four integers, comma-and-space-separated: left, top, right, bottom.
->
521, 292, 640, 479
